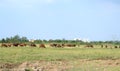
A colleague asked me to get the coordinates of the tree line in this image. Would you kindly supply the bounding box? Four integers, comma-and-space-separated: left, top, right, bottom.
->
0, 35, 120, 45
0, 35, 29, 43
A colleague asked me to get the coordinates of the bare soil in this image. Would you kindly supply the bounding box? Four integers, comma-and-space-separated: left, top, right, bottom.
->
0, 59, 120, 71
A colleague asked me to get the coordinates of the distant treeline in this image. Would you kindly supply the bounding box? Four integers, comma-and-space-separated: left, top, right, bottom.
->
0, 35, 120, 45
0, 35, 29, 43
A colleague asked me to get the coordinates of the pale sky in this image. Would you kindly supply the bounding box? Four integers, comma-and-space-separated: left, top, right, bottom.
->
0, 0, 120, 41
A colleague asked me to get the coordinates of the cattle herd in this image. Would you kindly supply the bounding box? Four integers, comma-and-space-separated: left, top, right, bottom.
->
50, 43, 76, 48
1, 43, 76, 48
0, 43, 120, 48
0, 43, 46, 48
0, 43, 76, 48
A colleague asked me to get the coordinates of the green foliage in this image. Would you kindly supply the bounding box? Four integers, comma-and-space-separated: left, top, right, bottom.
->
25, 69, 31, 71
34, 39, 42, 43
1, 38, 6, 43
0, 35, 120, 45
0, 35, 29, 43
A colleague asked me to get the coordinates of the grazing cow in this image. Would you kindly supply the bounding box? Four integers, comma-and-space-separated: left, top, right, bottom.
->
19, 43, 27, 47
61, 44, 65, 47
115, 46, 118, 48
13, 43, 19, 47
89, 45, 93, 48
8, 44, 11, 47
50, 43, 63, 48
65, 44, 76, 47
30, 43, 36, 47
85, 44, 94, 48
56, 44, 63, 48
105, 45, 108, 48
7, 43, 12, 47
50, 43, 57, 47
39, 44, 46, 48
1, 43, 12, 47
1, 43, 8, 47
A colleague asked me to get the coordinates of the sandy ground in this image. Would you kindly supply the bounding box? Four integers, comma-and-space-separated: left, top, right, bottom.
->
0, 59, 120, 71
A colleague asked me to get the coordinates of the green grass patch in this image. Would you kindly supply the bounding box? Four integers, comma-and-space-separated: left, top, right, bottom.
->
0, 47, 120, 63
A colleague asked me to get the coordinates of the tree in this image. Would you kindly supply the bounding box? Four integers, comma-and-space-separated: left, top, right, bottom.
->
34, 39, 43, 43
21, 37, 29, 42
11, 35, 21, 43
6, 37, 11, 43
1, 38, 6, 43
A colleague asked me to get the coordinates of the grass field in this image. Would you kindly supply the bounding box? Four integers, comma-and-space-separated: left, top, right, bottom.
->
0, 46, 120, 71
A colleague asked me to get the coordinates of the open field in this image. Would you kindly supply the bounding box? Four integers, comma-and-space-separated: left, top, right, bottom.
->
0, 46, 120, 71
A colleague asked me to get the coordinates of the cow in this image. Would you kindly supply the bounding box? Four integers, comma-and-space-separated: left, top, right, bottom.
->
61, 44, 65, 47
13, 43, 19, 47
7, 43, 12, 47
89, 45, 94, 48
1, 43, 8, 47
105, 45, 108, 48
30, 43, 36, 47
1, 43, 12, 47
65, 44, 76, 47
85, 44, 94, 48
50, 43, 63, 48
114, 46, 118, 48
19, 43, 27, 47
56, 44, 63, 48
50, 43, 57, 47
39, 44, 46, 48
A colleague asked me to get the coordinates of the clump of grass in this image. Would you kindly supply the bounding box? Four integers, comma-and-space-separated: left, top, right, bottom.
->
25, 68, 32, 71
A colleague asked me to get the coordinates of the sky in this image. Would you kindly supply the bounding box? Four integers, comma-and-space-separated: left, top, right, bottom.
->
0, 0, 120, 41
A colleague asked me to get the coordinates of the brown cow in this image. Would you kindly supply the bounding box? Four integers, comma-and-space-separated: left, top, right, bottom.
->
50, 43, 63, 48
19, 43, 27, 47
7, 43, 12, 47
1, 43, 12, 47
39, 44, 46, 48
30, 43, 36, 47
85, 44, 93, 48
65, 44, 76, 47
89, 45, 94, 48
61, 44, 65, 47
105, 45, 108, 48
56, 44, 63, 48
50, 43, 57, 47
1, 43, 8, 47
13, 43, 19, 47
